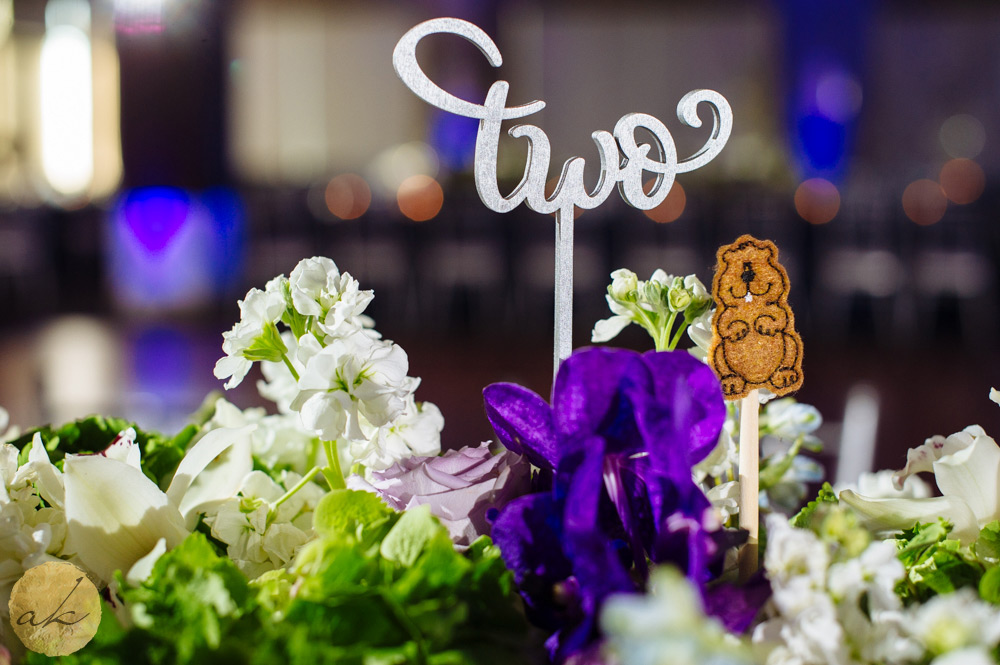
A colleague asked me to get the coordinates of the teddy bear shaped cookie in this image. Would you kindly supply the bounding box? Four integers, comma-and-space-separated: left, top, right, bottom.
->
708, 234, 803, 400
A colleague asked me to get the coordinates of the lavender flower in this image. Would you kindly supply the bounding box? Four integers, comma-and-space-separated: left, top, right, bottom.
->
357, 443, 530, 547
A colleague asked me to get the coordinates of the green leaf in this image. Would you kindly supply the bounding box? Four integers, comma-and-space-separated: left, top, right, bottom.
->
790, 482, 837, 529
974, 520, 1000, 566
118, 532, 257, 663
381, 505, 443, 567
894, 520, 985, 603
313, 489, 397, 545
979, 566, 1000, 604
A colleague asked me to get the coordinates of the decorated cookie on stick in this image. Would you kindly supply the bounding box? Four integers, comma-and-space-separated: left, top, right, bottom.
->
708, 234, 803, 579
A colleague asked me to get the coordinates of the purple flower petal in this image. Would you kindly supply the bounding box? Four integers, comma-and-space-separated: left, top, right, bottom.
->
492, 492, 573, 631
636, 351, 725, 466
551, 347, 637, 445
484, 383, 559, 469
703, 572, 772, 633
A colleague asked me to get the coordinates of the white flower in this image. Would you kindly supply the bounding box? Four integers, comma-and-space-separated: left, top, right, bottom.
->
764, 514, 830, 592
288, 257, 374, 340
601, 566, 753, 665
684, 274, 709, 302
214, 284, 287, 389
0, 437, 69, 618
350, 396, 443, 471
841, 424, 1000, 543
753, 599, 845, 665
289, 256, 338, 316
694, 426, 737, 482
205, 470, 322, 578
908, 588, 1000, 656
892, 426, 981, 489
827, 540, 902, 611
834, 469, 931, 500
931, 647, 996, 665
64, 425, 253, 585
592, 295, 634, 343
760, 398, 822, 442
293, 333, 412, 442
610, 269, 639, 300
687, 308, 713, 362
706, 481, 740, 524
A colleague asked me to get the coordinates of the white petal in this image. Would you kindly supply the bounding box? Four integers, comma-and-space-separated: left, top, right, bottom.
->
64, 454, 188, 585
893, 429, 976, 489
25, 433, 65, 509
166, 425, 255, 516
991, 388, 1000, 407
591, 315, 632, 343
933, 434, 1000, 526
214, 354, 251, 389
840, 490, 980, 544
125, 537, 167, 586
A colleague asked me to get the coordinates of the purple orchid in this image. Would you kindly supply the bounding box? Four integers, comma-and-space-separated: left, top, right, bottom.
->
484, 347, 728, 662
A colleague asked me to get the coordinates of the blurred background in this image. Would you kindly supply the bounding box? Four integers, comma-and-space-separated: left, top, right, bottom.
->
0, 0, 997, 480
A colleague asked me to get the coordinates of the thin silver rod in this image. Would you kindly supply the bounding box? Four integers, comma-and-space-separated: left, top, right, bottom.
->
554, 206, 574, 375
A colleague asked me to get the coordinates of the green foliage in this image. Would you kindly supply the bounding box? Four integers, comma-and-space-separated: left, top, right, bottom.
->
790, 482, 838, 529
36, 491, 538, 665
9, 415, 196, 487
894, 519, 985, 604
979, 566, 1000, 605
973, 520, 1000, 566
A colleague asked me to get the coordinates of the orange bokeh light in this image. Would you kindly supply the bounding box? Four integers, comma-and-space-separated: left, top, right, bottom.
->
939, 158, 985, 205
325, 174, 371, 220
397, 174, 444, 222
902, 179, 947, 226
794, 178, 840, 224
643, 182, 686, 223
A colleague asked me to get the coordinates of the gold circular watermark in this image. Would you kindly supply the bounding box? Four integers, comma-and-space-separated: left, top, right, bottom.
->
8, 561, 101, 657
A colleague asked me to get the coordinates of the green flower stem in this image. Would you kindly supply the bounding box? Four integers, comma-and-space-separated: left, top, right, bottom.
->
668, 320, 689, 350
321, 439, 346, 490
281, 353, 300, 381
656, 311, 677, 351
271, 466, 321, 514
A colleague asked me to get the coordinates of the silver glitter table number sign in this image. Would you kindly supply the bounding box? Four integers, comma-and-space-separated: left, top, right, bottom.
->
393, 18, 733, 373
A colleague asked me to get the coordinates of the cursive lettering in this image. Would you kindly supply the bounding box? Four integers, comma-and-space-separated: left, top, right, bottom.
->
17, 576, 91, 629
393, 17, 733, 218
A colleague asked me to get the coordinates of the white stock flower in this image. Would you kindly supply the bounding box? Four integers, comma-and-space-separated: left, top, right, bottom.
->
706, 481, 740, 524
908, 588, 1000, 657
764, 514, 830, 593
288, 257, 374, 339
931, 647, 995, 665
687, 308, 713, 362
293, 333, 411, 442
694, 426, 737, 482
0, 437, 68, 617
602, 566, 753, 665
349, 396, 443, 471
206, 470, 322, 578
592, 296, 633, 343
214, 284, 286, 389
761, 398, 822, 441
684, 274, 709, 302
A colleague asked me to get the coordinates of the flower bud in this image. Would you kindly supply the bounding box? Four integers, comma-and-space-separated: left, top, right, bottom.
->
609, 269, 638, 301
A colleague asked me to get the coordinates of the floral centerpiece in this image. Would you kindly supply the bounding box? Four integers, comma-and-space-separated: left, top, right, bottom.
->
1, 254, 999, 665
